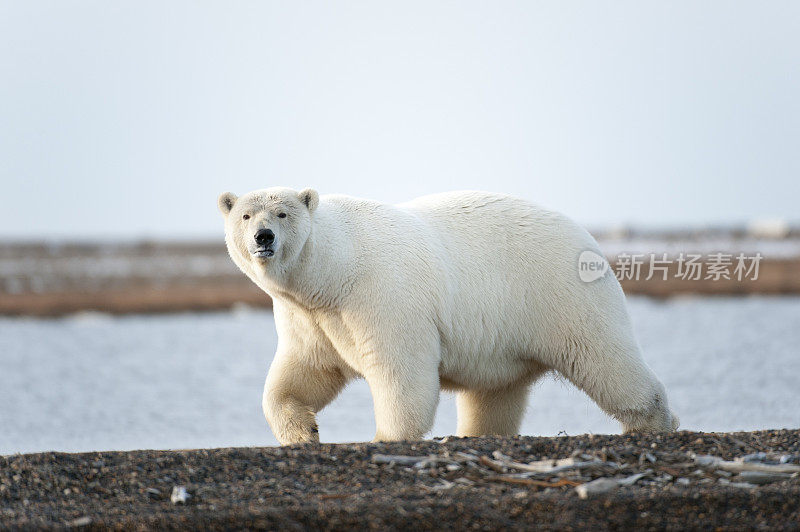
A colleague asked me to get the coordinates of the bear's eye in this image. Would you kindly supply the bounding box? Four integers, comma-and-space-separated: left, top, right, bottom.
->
242, 214, 250, 220
278, 212, 287, 219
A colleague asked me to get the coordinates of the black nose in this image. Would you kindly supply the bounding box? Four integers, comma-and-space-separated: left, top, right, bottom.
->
254, 229, 274, 245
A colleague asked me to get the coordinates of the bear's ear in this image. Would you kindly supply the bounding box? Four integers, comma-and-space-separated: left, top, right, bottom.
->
218, 192, 238, 215
298, 188, 319, 212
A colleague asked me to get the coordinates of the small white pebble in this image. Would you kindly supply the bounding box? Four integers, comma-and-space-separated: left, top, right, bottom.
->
67, 516, 92, 527
575, 478, 619, 499
171, 486, 190, 504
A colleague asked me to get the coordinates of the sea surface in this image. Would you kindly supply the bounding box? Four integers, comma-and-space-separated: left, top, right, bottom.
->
1, 296, 798, 455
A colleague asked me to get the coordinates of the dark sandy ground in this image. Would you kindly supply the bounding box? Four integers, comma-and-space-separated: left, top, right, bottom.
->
1, 430, 798, 530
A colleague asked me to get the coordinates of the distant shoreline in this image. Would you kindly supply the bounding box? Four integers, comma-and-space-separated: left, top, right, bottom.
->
2, 429, 798, 529
1, 238, 799, 316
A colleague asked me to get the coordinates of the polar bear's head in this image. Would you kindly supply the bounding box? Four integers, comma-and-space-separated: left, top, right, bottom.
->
218, 187, 319, 273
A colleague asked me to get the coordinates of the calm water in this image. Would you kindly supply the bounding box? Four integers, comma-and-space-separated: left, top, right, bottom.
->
1, 296, 798, 455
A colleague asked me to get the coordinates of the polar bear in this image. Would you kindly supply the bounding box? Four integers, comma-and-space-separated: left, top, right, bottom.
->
218, 187, 678, 445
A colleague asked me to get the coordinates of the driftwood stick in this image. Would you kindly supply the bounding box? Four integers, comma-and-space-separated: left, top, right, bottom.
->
484, 476, 582, 488
371, 454, 426, 466
486, 455, 617, 476
694, 455, 800, 474
479, 456, 507, 473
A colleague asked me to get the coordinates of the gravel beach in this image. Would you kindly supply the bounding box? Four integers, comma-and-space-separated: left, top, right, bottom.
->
2, 429, 798, 530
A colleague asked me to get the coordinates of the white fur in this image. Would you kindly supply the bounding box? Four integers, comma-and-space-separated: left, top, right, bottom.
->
218, 188, 679, 444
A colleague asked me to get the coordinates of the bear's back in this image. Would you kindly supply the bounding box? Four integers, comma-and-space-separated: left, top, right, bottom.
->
402, 191, 614, 353
400, 191, 593, 263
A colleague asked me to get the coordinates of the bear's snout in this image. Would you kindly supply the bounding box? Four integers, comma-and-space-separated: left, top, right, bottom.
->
255, 229, 275, 246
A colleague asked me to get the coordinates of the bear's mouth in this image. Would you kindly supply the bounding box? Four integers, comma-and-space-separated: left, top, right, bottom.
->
252, 248, 275, 258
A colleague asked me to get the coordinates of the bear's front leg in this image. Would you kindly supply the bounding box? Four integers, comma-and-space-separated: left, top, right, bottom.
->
262, 353, 347, 445
362, 345, 441, 442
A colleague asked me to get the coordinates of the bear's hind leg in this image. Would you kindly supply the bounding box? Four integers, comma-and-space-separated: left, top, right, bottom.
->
456, 381, 531, 437
551, 342, 679, 433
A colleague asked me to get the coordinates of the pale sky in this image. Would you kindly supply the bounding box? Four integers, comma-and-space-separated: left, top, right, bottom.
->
1, 1, 798, 239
